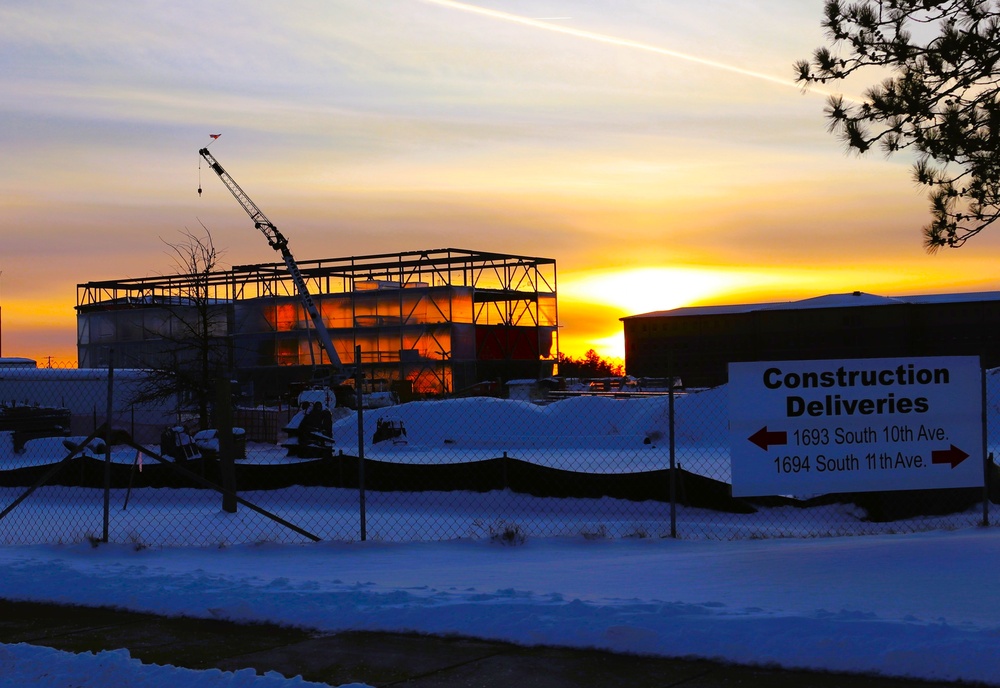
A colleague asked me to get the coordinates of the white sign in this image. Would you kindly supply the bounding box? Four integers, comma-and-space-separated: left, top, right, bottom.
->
729, 356, 984, 497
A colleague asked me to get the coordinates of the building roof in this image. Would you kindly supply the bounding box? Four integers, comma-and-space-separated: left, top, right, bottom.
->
0, 357, 37, 368
621, 290, 1000, 320
77, 247, 557, 311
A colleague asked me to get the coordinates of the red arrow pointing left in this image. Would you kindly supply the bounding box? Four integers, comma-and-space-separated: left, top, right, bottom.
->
749, 426, 787, 451
932, 445, 970, 468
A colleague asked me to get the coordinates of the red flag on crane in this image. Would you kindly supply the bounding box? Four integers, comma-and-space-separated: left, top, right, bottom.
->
209, 134, 221, 139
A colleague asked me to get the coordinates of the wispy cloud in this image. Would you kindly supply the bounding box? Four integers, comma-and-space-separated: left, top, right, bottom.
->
420, 0, 798, 89
418, 0, 859, 102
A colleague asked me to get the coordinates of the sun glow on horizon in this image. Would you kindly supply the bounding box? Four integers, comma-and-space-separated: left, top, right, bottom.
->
555, 263, 999, 364
559, 266, 753, 316
557, 266, 749, 362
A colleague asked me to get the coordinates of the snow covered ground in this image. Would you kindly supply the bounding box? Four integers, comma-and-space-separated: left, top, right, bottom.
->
3, 528, 1000, 687
3, 381, 1000, 686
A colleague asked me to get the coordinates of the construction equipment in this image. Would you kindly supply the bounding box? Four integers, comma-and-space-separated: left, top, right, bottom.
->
198, 148, 345, 378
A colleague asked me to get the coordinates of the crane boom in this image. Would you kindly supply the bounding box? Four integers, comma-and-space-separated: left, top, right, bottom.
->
198, 148, 344, 371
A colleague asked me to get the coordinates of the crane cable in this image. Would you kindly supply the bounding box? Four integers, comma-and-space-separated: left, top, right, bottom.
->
198, 133, 222, 197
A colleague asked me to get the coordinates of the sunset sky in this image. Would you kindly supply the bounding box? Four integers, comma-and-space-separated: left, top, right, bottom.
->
5, 0, 1000, 366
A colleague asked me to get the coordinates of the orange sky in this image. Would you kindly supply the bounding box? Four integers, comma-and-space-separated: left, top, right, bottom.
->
4, 1, 1000, 368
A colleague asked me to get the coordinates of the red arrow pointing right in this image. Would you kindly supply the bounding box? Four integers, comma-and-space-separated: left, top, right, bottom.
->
931, 445, 970, 468
748, 426, 788, 451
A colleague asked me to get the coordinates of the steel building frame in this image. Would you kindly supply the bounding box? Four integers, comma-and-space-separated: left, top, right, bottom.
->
77, 248, 558, 397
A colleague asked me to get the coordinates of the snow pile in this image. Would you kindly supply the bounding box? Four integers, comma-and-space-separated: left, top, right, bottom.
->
0, 643, 363, 688
331, 395, 680, 449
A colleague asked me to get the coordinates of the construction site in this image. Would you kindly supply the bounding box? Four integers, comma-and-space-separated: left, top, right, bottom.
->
74, 149, 558, 404
76, 247, 558, 402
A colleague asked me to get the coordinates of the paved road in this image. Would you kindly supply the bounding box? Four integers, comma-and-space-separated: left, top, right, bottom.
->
0, 599, 975, 687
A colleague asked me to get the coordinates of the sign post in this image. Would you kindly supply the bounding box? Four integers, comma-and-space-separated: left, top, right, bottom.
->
729, 356, 984, 497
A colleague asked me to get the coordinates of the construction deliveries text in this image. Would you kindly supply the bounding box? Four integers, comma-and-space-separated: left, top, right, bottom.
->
762, 363, 950, 418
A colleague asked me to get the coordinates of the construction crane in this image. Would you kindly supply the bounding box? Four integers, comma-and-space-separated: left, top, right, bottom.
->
198, 148, 345, 376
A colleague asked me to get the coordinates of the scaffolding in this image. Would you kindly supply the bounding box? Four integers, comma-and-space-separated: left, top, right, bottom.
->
77, 248, 558, 399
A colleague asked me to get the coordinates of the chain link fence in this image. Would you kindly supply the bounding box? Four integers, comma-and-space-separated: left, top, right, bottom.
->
1, 361, 997, 546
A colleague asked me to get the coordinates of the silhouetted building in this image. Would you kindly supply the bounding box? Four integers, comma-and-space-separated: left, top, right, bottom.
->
77, 248, 557, 400
622, 291, 1000, 388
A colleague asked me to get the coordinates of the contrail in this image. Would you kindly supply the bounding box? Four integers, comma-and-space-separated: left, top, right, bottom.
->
420, 0, 801, 91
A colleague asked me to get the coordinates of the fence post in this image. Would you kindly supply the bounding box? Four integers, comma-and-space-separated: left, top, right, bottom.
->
356, 345, 366, 541
981, 361, 990, 527
668, 355, 677, 539
502, 451, 508, 490
102, 352, 115, 543
216, 377, 237, 514
984, 453, 993, 528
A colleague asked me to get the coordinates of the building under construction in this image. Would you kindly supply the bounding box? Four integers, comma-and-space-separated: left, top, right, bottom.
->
76, 248, 558, 401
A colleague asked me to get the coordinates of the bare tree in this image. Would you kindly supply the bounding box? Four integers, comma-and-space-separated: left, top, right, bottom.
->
129, 225, 230, 429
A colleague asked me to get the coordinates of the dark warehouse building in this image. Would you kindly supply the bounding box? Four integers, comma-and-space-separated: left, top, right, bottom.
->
622, 290, 1000, 388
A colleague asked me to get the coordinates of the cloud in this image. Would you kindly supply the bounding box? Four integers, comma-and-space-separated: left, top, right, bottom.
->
419, 0, 801, 90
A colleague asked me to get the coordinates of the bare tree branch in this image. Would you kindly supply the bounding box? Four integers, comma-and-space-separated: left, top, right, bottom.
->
127, 225, 230, 429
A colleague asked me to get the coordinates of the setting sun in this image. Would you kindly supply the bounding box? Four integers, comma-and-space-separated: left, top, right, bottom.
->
557, 267, 747, 362
560, 267, 746, 316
